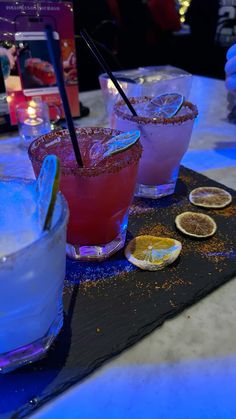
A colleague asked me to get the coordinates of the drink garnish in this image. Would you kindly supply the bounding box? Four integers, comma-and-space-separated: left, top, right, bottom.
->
35, 155, 60, 231
175, 212, 217, 238
125, 235, 182, 271
145, 93, 184, 118
89, 130, 140, 165
189, 187, 232, 209
103, 130, 140, 157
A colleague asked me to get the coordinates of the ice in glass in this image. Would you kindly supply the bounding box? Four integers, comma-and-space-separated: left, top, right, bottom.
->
0, 177, 68, 373
29, 127, 142, 261
113, 97, 198, 198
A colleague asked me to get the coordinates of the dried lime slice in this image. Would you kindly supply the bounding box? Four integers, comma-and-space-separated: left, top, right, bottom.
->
89, 130, 141, 165
189, 187, 232, 209
125, 235, 182, 271
36, 155, 60, 231
175, 212, 217, 238
146, 93, 184, 118
103, 130, 140, 158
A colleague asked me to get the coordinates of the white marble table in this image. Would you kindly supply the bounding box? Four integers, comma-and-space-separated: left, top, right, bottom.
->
1, 76, 236, 419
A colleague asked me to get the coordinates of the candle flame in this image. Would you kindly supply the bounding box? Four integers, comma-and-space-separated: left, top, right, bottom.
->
27, 106, 36, 119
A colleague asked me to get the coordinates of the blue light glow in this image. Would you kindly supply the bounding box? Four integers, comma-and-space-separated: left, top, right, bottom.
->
182, 148, 236, 172
66, 255, 137, 284
31, 355, 236, 419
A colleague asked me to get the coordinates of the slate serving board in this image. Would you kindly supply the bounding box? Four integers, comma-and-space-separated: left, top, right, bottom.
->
1, 166, 236, 419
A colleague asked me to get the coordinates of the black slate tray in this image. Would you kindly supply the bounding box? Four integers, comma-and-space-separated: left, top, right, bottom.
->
1, 167, 236, 419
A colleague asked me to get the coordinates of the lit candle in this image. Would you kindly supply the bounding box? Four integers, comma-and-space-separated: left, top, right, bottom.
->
24, 101, 43, 126
16, 100, 52, 148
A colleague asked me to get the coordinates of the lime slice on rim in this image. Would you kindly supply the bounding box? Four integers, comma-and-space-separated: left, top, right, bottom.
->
103, 130, 141, 158
146, 93, 184, 118
175, 212, 217, 238
125, 235, 182, 271
89, 130, 141, 165
36, 155, 60, 231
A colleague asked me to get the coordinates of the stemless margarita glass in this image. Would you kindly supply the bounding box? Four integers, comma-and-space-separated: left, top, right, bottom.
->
113, 96, 198, 199
0, 178, 68, 373
29, 127, 142, 261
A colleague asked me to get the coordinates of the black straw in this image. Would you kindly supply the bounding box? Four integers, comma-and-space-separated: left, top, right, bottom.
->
80, 29, 137, 117
45, 25, 83, 167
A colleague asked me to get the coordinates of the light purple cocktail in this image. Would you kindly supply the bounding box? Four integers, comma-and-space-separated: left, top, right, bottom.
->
114, 97, 198, 198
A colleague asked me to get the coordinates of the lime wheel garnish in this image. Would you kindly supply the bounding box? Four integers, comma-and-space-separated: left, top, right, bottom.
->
89, 130, 141, 165
175, 212, 217, 238
145, 93, 184, 118
103, 130, 140, 157
36, 155, 60, 231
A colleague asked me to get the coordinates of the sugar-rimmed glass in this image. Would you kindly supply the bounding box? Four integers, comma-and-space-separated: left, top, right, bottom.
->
99, 65, 193, 126
29, 128, 142, 261
113, 97, 198, 199
0, 179, 68, 373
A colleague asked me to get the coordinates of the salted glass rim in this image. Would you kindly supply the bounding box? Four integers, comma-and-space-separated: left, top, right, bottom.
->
0, 177, 68, 264
114, 96, 198, 125
28, 127, 142, 177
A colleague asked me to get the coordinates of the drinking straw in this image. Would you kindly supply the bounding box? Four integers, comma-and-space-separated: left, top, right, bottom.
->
80, 29, 138, 117
45, 25, 83, 167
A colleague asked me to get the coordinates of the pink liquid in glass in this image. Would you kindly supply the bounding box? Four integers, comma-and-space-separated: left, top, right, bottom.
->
29, 127, 142, 260
114, 97, 198, 198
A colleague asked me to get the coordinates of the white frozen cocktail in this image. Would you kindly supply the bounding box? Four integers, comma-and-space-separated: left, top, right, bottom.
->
0, 157, 68, 373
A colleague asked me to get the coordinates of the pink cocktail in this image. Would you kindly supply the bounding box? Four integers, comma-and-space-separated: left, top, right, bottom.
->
29, 127, 142, 261
113, 97, 198, 198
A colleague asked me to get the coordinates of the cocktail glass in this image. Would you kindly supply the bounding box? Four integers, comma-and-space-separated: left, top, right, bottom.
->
99, 65, 193, 126
113, 97, 198, 199
0, 177, 68, 373
29, 127, 142, 261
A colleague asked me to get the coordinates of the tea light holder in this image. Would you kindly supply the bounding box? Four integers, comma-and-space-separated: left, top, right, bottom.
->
16, 100, 52, 148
